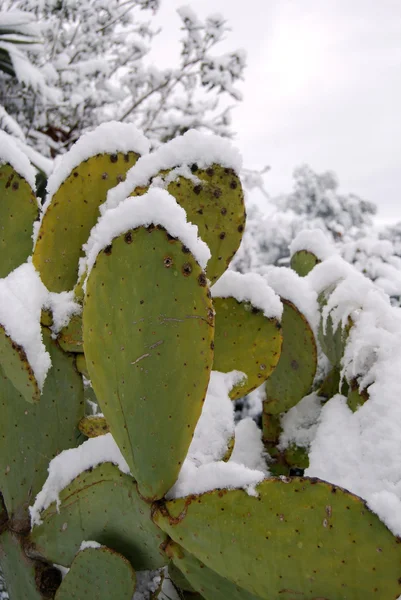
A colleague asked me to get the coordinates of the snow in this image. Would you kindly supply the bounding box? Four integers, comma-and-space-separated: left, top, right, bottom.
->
103, 129, 242, 214
262, 266, 319, 335
185, 371, 243, 467
79, 541, 102, 551
29, 433, 130, 527
0, 260, 84, 393
211, 270, 283, 320
46, 291, 81, 335
278, 393, 323, 451
43, 121, 150, 211
134, 568, 179, 600
83, 187, 211, 283
0, 130, 37, 189
303, 254, 401, 536
0, 262, 51, 391
229, 418, 269, 474
289, 228, 337, 261
166, 371, 265, 499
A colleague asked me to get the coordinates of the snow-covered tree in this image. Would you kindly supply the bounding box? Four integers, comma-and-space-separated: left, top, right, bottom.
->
233, 164, 377, 274
0, 1, 245, 158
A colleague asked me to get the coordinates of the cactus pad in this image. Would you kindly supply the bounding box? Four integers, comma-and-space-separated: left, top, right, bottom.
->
154, 477, 401, 600
0, 163, 38, 278
165, 542, 261, 600
78, 415, 109, 437
0, 324, 40, 404
290, 250, 320, 277
347, 379, 369, 412
0, 530, 61, 600
33, 151, 140, 292
57, 314, 83, 353
30, 463, 167, 570
0, 328, 84, 529
83, 226, 214, 500
212, 296, 282, 400
54, 546, 136, 600
264, 300, 317, 414
132, 165, 245, 283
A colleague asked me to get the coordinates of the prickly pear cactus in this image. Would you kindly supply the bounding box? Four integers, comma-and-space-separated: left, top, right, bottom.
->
0, 126, 400, 600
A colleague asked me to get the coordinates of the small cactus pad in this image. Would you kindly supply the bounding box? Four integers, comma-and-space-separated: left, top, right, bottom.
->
132, 165, 245, 283
347, 379, 369, 412
78, 415, 109, 437
30, 463, 167, 570
318, 293, 352, 368
0, 163, 39, 278
154, 477, 401, 600
0, 530, 61, 600
57, 314, 83, 353
54, 546, 136, 600
212, 297, 282, 400
0, 328, 84, 528
290, 250, 320, 277
166, 542, 261, 600
264, 300, 317, 414
0, 324, 40, 404
83, 226, 214, 500
33, 151, 140, 292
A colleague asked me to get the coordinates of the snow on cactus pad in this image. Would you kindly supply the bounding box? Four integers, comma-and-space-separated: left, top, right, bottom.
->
33, 122, 149, 292
211, 271, 283, 400
0, 131, 39, 278
105, 129, 245, 283
83, 189, 214, 500
0, 263, 52, 403
154, 477, 401, 600
30, 463, 166, 571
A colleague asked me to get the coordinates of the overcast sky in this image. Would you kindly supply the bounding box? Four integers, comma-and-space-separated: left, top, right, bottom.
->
151, 0, 401, 223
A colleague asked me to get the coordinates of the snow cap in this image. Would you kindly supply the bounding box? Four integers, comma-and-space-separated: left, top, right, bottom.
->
211, 270, 283, 320
83, 188, 211, 282
0, 129, 37, 189
44, 122, 150, 211
104, 129, 242, 213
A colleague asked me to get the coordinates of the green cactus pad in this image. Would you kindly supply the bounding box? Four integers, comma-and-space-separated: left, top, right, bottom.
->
317, 366, 348, 400
0, 163, 39, 279
166, 542, 261, 600
264, 300, 317, 414
0, 324, 40, 404
318, 293, 352, 368
283, 444, 309, 470
154, 477, 401, 600
33, 151, 140, 292
212, 297, 282, 400
168, 561, 196, 593
0, 530, 61, 600
290, 250, 320, 277
54, 546, 136, 600
347, 379, 369, 412
75, 353, 88, 378
78, 415, 109, 437
83, 226, 214, 500
0, 328, 84, 529
30, 463, 167, 570
57, 314, 83, 353
132, 165, 245, 283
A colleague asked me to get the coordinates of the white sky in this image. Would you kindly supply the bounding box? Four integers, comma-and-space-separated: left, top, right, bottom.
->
150, 0, 401, 223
